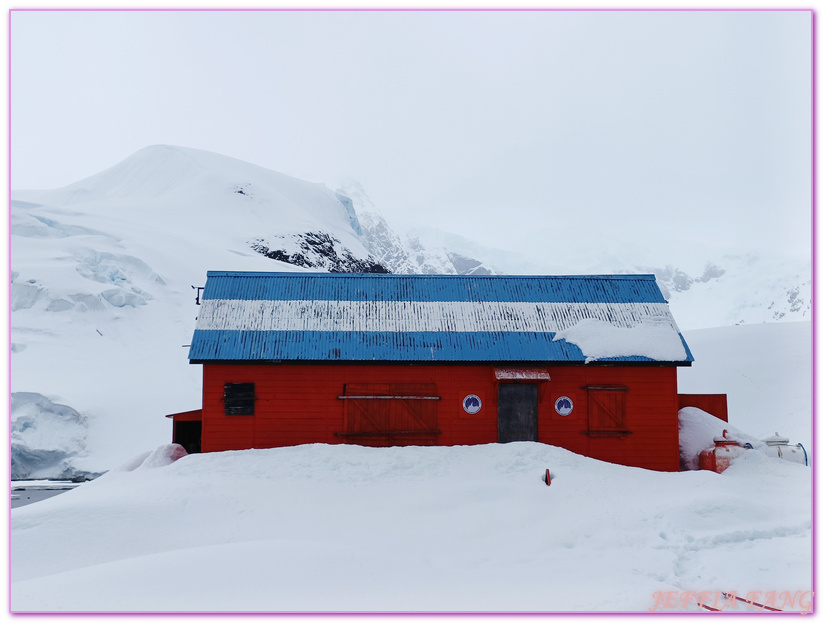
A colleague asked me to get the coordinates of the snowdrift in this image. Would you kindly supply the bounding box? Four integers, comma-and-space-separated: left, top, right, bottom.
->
678, 407, 766, 471
11, 441, 811, 613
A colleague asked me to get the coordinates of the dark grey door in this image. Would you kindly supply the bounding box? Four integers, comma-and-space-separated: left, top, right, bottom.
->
498, 384, 538, 442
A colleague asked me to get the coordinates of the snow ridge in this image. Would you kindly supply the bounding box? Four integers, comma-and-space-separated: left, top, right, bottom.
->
339, 179, 495, 276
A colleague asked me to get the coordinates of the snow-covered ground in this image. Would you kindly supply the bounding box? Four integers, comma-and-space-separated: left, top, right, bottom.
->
10, 439, 811, 613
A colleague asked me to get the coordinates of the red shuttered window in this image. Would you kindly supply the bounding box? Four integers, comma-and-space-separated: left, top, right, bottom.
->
337, 383, 441, 446
585, 386, 631, 437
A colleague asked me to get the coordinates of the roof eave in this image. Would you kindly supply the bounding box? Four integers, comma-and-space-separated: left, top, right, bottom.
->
188, 358, 692, 367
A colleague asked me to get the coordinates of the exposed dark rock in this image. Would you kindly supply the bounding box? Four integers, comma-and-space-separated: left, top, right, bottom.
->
250, 232, 390, 274
232, 183, 253, 198
697, 262, 726, 282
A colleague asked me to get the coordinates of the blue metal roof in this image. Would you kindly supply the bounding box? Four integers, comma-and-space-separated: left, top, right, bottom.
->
188, 272, 693, 365
200, 271, 668, 304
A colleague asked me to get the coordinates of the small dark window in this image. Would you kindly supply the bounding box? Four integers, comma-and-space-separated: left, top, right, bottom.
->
224, 383, 256, 415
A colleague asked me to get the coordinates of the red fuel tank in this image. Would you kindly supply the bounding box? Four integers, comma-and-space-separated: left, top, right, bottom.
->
698, 430, 747, 473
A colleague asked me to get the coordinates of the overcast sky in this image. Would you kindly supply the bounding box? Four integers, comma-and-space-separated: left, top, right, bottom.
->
10, 9, 812, 265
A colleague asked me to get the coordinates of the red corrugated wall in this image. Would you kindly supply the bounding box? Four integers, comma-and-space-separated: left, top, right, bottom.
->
200, 363, 680, 471
677, 394, 728, 422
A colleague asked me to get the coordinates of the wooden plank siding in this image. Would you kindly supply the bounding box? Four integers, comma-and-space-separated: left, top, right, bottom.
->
200, 363, 681, 471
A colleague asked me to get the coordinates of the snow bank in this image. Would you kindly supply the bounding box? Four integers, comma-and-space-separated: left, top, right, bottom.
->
117, 451, 153, 472
11, 442, 812, 613
677, 407, 765, 471
117, 445, 188, 472
553, 318, 688, 362
137, 444, 188, 469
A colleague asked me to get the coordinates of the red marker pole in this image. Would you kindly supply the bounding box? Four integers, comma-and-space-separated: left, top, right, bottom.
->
545, 469, 551, 486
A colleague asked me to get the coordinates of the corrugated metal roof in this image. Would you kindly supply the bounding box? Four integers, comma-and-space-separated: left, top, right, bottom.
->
195, 299, 676, 333
189, 272, 693, 364
201, 271, 668, 303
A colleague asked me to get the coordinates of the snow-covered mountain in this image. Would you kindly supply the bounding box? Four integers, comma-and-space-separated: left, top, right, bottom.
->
10, 145, 812, 479
341, 177, 811, 327
11, 145, 385, 479
650, 255, 811, 328
337, 178, 496, 276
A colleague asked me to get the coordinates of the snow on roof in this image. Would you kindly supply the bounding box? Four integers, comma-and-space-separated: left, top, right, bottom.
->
188, 272, 693, 364
552, 318, 691, 364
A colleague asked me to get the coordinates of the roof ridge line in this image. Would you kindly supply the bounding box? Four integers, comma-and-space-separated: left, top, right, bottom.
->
205, 271, 657, 280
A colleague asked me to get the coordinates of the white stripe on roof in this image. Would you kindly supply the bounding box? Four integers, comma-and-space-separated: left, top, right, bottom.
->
196, 299, 681, 334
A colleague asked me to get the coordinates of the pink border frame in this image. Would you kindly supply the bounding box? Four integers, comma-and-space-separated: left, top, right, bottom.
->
6, 6, 817, 617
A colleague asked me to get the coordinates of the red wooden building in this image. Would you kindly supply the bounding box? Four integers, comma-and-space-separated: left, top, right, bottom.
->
173, 271, 701, 471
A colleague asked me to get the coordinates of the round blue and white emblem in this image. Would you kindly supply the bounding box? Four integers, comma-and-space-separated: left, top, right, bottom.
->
554, 396, 574, 416
463, 394, 482, 414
